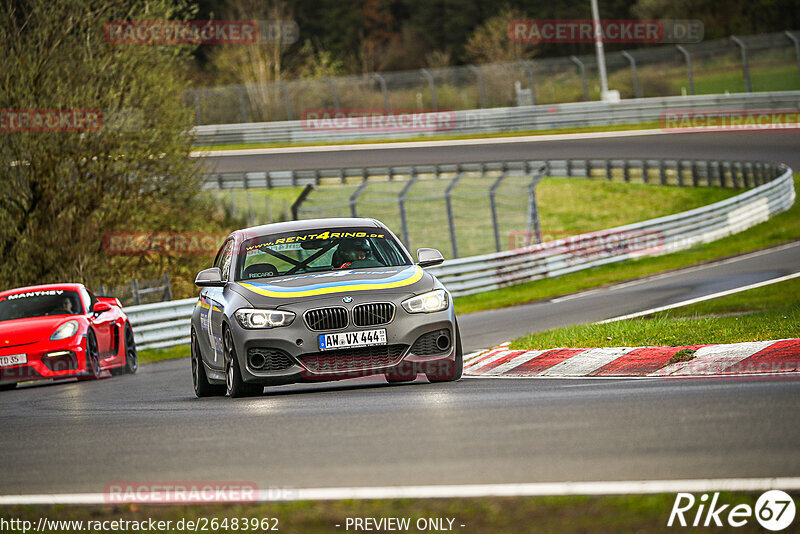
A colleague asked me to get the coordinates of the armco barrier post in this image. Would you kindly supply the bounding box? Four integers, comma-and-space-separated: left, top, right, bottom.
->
675, 46, 695, 95
730, 36, 752, 93
444, 171, 464, 258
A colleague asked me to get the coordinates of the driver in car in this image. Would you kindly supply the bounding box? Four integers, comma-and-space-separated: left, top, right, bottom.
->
53, 296, 75, 315
335, 238, 379, 269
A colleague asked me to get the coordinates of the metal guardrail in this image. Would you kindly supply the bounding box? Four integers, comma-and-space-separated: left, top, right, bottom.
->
129, 159, 794, 350
192, 91, 800, 146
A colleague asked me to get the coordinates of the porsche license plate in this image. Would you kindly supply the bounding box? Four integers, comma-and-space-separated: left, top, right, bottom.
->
319, 329, 387, 351
0, 354, 27, 367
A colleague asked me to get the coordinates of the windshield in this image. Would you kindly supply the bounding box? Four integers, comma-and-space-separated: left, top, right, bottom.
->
236, 227, 411, 281
0, 289, 83, 321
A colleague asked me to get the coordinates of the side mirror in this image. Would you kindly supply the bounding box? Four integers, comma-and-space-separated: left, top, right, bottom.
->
195, 267, 225, 287
417, 248, 444, 268
92, 301, 112, 315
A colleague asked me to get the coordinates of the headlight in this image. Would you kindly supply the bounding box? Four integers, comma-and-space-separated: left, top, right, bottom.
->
234, 309, 295, 329
401, 289, 449, 313
51, 320, 79, 340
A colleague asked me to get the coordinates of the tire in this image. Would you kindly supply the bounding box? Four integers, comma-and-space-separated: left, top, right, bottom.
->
425, 320, 463, 383
112, 323, 138, 376
224, 328, 262, 398
81, 329, 102, 380
0, 383, 17, 391
191, 329, 226, 398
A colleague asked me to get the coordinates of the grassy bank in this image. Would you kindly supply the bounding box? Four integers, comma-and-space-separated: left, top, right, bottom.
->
455, 175, 799, 314
511, 275, 800, 350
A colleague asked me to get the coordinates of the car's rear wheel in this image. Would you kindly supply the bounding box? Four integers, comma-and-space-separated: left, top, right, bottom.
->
191, 329, 225, 398
224, 328, 262, 398
112, 323, 138, 376
425, 321, 463, 383
81, 329, 102, 380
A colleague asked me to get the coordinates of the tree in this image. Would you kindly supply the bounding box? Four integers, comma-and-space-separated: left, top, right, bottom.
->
464, 5, 537, 64
0, 0, 210, 291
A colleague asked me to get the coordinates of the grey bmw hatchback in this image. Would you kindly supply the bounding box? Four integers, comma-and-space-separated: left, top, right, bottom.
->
190, 218, 462, 397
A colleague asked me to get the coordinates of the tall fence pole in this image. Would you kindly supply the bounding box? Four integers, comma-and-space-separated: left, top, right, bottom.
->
730, 36, 752, 93
420, 69, 438, 110
570, 56, 589, 101
489, 172, 509, 252
525, 165, 547, 246
621, 51, 642, 98
349, 180, 369, 218
372, 73, 390, 113
786, 31, 800, 78
444, 171, 464, 258
324, 78, 340, 111
291, 185, 314, 220
675, 46, 695, 95
523, 60, 537, 105
235, 86, 249, 123
279, 81, 293, 120
397, 169, 418, 248
468, 65, 487, 109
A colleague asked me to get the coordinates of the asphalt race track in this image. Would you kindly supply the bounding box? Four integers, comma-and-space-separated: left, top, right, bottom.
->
199, 130, 800, 172
2, 131, 799, 496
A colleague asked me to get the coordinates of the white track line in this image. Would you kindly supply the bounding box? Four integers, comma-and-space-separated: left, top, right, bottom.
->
3, 478, 800, 504
597, 271, 800, 324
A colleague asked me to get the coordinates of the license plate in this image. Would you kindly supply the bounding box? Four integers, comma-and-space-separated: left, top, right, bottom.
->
319, 329, 387, 351
0, 354, 27, 367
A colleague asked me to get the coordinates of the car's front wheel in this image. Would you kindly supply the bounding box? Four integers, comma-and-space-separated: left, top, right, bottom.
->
224, 328, 262, 398
0, 382, 17, 391
191, 329, 226, 398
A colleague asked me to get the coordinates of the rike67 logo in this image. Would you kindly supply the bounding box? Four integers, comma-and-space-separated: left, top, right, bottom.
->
668, 490, 796, 531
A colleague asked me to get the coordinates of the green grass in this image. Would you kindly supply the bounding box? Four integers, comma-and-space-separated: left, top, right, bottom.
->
138, 345, 188, 364
2, 493, 789, 533
511, 275, 800, 350
454, 174, 800, 314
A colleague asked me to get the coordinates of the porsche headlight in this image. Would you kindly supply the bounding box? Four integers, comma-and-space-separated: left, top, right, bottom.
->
234, 309, 295, 329
51, 320, 79, 340
401, 289, 449, 314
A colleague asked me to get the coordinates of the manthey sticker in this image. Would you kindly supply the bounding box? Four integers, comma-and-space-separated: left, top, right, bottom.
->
239, 266, 424, 298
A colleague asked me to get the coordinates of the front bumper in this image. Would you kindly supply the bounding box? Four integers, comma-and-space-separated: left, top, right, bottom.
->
0, 336, 88, 385
228, 295, 456, 385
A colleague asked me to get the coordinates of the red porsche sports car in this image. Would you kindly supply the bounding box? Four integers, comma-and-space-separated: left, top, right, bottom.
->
0, 283, 137, 390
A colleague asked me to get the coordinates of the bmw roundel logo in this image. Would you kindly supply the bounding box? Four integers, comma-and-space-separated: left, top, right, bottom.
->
342, 296, 353, 303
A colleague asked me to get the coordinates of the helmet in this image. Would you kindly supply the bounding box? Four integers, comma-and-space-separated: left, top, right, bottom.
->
338, 238, 371, 262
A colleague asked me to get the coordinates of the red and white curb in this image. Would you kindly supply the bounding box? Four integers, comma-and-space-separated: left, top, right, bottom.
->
464, 339, 800, 377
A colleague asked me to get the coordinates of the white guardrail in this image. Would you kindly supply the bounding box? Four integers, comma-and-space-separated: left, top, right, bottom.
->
192, 91, 800, 145
127, 162, 794, 350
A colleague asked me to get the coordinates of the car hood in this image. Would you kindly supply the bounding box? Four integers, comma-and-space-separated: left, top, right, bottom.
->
231, 265, 436, 306
0, 316, 80, 347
